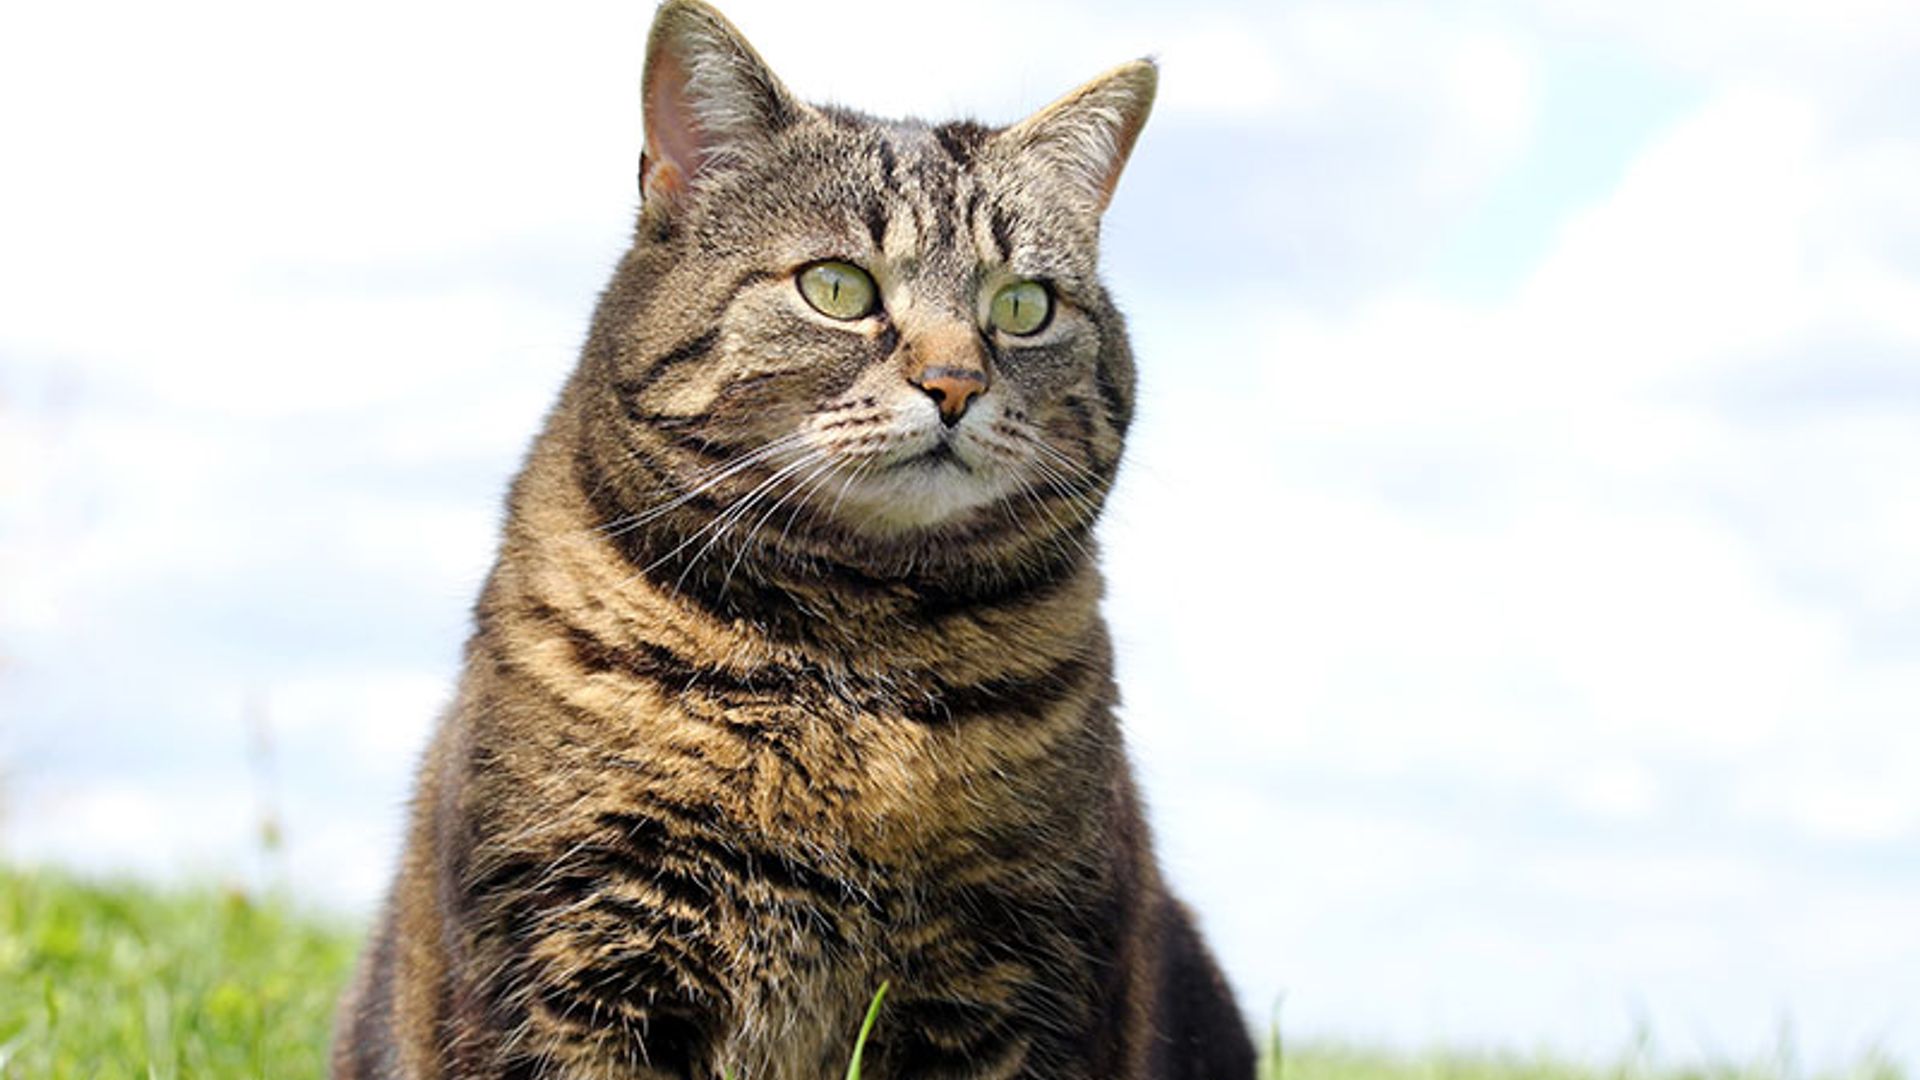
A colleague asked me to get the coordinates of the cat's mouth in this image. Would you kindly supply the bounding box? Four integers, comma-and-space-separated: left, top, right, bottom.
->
907, 440, 974, 474
814, 431, 1013, 532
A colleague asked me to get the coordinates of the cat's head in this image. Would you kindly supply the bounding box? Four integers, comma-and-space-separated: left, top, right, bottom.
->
579, 0, 1153, 580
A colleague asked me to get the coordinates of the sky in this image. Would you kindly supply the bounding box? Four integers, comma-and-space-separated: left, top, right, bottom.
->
4, 0, 1919, 1069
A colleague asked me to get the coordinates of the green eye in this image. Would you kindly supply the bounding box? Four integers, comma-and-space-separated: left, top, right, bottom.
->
797, 261, 877, 320
989, 280, 1052, 336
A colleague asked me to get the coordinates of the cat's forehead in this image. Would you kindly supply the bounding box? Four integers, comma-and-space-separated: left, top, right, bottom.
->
752, 109, 1096, 283
807, 111, 990, 204
819, 108, 989, 159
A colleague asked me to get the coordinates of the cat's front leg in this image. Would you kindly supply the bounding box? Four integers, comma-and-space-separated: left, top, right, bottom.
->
866, 995, 1046, 1080
862, 917, 1102, 1080
461, 842, 736, 1079
492, 927, 729, 1079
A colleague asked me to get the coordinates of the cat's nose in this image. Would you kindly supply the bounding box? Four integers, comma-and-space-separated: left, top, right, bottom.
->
914, 366, 988, 426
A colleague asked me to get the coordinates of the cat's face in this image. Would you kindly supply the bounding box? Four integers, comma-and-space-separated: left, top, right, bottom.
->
585, 1, 1153, 571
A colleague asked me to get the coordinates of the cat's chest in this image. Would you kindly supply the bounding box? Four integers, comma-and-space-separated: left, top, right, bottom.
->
715, 959, 878, 1080
651, 687, 1024, 860
508, 652, 1098, 1078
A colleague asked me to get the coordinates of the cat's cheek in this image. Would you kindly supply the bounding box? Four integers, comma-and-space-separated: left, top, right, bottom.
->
992, 320, 1100, 401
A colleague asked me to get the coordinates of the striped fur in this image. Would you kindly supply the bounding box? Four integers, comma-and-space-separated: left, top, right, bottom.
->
333, 3, 1253, 1077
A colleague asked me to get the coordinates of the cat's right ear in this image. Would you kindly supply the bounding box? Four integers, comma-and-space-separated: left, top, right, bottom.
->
640, 0, 803, 216
996, 59, 1158, 218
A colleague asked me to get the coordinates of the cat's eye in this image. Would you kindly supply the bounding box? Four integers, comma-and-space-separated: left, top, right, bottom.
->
797, 261, 877, 321
989, 280, 1052, 336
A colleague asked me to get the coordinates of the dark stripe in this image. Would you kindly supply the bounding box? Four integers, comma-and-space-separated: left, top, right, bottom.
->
608, 268, 774, 396
912, 647, 1103, 725
876, 135, 898, 187
570, 433, 723, 552
704, 711, 819, 788
550, 593, 1098, 726
657, 424, 746, 462
1093, 358, 1131, 432
760, 84, 801, 134
932, 121, 989, 166
861, 197, 889, 250
911, 147, 961, 252
1086, 305, 1132, 431
464, 853, 577, 907
964, 186, 990, 259
578, 934, 727, 1004
908, 542, 1086, 619
611, 407, 751, 468
572, 438, 725, 558
556, 610, 784, 696
572, 438, 618, 514
616, 865, 715, 916
990, 206, 1016, 262
626, 367, 806, 431
799, 325, 899, 404
533, 982, 708, 1069
933, 199, 957, 251
726, 267, 777, 296
594, 810, 867, 910
616, 328, 720, 398
894, 1027, 1025, 1075
565, 950, 704, 1007
1063, 394, 1097, 443
893, 996, 1003, 1042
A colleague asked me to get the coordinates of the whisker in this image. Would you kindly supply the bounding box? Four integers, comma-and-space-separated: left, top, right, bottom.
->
588, 430, 812, 540
776, 454, 861, 548
1022, 475, 1094, 562
609, 451, 801, 593
825, 453, 880, 523
1028, 455, 1103, 520
1028, 438, 1105, 488
720, 453, 848, 588
667, 451, 827, 594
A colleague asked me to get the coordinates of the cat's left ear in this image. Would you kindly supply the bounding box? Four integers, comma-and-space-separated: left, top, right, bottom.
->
640, 0, 804, 212
997, 59, 1158, 216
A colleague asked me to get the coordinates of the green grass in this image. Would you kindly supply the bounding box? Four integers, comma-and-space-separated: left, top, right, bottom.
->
0, 866, 358, 1077
1266, 1043, 1907, 1080
0, 865, 1908, 1080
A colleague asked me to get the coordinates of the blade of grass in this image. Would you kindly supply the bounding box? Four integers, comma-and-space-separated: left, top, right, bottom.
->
844, 981, 890, 1080
1263, 994, 1284, 1080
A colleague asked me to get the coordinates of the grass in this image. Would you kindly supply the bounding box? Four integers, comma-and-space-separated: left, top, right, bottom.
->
1265, 1043, 1908, 1080
0, 865, 1908, 1080
0, 866, 357, 1077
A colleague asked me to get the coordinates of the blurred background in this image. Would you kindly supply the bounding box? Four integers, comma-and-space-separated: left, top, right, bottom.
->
3, 0, 1917, 1069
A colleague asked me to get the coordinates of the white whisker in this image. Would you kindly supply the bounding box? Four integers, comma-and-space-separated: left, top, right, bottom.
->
589, 430, 812, 540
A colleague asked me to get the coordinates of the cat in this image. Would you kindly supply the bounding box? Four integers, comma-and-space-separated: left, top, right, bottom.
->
332, 2, 1255, 1077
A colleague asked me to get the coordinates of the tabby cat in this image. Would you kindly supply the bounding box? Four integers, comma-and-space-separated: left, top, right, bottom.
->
333, 2, 1254, 1077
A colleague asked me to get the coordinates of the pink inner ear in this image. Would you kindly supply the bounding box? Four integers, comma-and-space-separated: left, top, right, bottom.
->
643, 48, 705, 199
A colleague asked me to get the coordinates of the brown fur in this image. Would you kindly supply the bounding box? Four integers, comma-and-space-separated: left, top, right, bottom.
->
333, 3, 1253, 1076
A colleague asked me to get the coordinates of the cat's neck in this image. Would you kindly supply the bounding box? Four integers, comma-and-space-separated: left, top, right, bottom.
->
491, 415, 1105, 682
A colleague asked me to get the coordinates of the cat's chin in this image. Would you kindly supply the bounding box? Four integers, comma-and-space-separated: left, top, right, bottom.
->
823, 455, 1015, 535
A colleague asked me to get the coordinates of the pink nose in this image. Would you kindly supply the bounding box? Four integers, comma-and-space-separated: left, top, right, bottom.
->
914, 366, 988, 425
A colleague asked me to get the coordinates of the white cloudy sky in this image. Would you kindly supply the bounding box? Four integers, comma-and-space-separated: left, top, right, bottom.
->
4, 0, 1919, 1068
